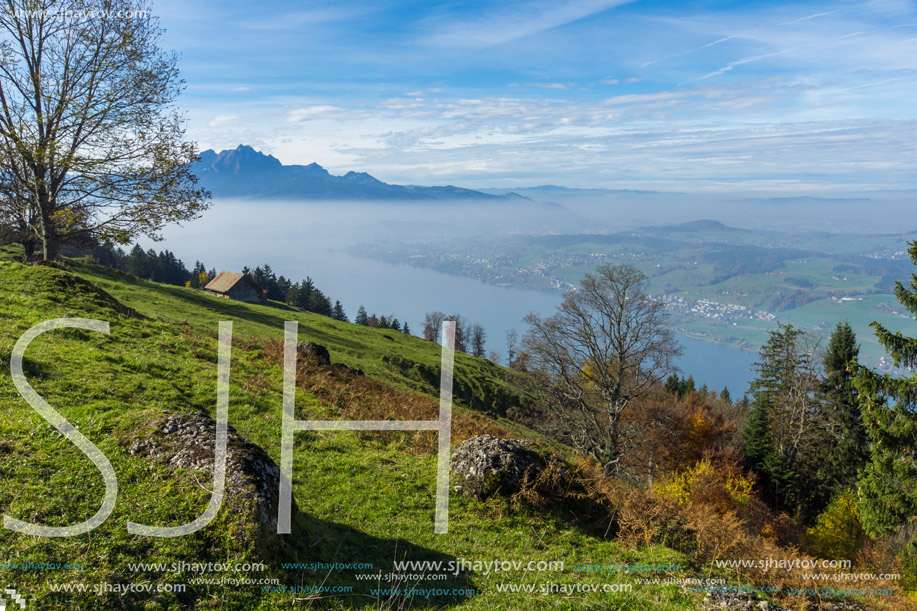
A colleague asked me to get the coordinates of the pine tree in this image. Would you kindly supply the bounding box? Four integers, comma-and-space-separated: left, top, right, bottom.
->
821, 321, 866, 490
332, 300, 347, 322
854, 242, 917, 541
355, 305, 368, 326
402, 322, 411, 335
743, 322, 826, 518
664, 374, 681, 396
721, 386, 731, 403
742, 395, 775, 476
190, 261, 207, 288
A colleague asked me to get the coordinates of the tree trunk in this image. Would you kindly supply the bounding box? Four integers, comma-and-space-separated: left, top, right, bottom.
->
22, 238, 35, 260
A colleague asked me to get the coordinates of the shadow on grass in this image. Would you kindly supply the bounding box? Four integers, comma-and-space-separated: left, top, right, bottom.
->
272, 511, 478, 609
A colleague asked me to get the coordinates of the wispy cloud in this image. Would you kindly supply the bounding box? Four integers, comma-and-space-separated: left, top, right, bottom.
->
208, 114, 239, 127
421, 0, 636, 48
529, 82, 570, 89
691, 50, 788, 82
778, 10, 837, 26
640, 35, 739, 67
158, 0, 917, 191
285, 106, 343, 123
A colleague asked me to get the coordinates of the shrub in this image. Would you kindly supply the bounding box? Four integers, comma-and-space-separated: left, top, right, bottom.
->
656, 457, 754, 512
804, 488, 867, 562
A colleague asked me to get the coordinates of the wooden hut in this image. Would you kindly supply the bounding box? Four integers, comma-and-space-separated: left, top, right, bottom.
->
204, 271, 264, 303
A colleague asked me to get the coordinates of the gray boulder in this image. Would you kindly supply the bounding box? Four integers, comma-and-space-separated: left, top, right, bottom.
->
702, 590, 789, 611
298, 341, 331, 366
127, 412, 296, 547
450, 435, 550, 499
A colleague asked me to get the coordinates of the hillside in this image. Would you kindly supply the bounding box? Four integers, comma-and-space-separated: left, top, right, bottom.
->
0, 256, 700, 610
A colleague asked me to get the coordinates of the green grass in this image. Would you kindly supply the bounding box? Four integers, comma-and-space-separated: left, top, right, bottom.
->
1, 259, 705, 610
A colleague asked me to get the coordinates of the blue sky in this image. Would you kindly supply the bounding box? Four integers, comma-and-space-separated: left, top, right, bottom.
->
155, 0, 917, 192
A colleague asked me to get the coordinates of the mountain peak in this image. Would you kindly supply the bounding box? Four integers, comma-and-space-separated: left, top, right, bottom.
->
196, 145, 283, 174
191, 144, 529, 202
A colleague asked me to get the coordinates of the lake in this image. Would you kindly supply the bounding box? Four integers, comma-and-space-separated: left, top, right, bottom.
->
143, 200, 758, 395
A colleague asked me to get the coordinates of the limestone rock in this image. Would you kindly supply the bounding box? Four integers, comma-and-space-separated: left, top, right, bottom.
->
450, 434, 550, 499
298, 341, 331, 366
127, 412, 296, 546
701, 590, 789, 611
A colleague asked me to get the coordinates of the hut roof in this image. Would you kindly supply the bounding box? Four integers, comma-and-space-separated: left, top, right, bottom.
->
205, 271, 257, 294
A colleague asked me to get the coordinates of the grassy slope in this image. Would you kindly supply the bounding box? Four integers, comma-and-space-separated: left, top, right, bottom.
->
0, 258, 700, 610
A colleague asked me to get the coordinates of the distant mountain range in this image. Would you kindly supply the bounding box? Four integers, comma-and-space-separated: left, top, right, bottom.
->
193, 145, 532, 202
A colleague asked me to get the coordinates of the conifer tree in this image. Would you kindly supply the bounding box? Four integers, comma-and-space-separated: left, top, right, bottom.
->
664, 374, 681, 396
332, 300, 348, 322
821, 321, 866, 490
743, 323, 826, 518
684, 375, 696, 395
355, 305, 368, 326
854, 243, 917, 544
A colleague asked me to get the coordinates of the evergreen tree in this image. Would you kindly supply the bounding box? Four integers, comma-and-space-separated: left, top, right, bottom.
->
743, 322, 827, 519
402, 322, 411, 335
721, 386, 731, 403
285, 283, 300, 307
332, 300, 347, 322
126, 244, 150, 278
684, 375, 696, 395
821, 321, 866, 490
854, 242, 917, 543
306, 289, 332, 316
664, 374, 681, 396
355, 306, 368, 326
742, 396, 775, 476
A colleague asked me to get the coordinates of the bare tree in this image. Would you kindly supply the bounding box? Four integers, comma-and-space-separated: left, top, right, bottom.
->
522, 264, 682, 475
506, 329, 518, 368
0, 0, 209, 260
445, 314, 467, 353
423, 311, 446, 342
470, 323, 486, 358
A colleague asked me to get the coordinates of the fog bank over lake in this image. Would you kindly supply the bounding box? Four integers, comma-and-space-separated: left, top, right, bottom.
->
143, 199, 759, 394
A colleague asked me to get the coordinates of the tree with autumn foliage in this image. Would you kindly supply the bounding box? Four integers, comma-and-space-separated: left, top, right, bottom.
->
522, 264, 682, 475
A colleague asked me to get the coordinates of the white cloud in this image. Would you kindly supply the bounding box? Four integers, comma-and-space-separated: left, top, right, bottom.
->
208, 114, 239, 127
422, 0, 637, 48
693, 50, 788, 82
285, 105, 343, 123
778, 10, 837, 26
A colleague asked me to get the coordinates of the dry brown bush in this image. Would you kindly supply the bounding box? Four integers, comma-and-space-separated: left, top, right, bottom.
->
261, 339, 509, 454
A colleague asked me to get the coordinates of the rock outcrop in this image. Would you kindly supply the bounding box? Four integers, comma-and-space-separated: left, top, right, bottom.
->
298, 341, 331, 366
701, 590, 789, 611
127, 412, 296, 547
450, 435, 553, 499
